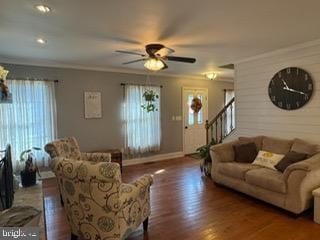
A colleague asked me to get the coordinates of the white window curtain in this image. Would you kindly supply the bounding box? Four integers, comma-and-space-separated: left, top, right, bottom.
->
122, 85, 161, 156
0, 79, 57, 170
224, 89, 235, 135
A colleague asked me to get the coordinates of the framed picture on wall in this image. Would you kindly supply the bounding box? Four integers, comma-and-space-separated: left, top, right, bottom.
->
84, 91, 102, 119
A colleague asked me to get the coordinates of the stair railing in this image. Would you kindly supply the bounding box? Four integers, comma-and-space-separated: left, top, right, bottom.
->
205, 97, 235, 144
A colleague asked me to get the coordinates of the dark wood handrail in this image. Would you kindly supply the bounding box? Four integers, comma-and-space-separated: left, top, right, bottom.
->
206, 97, 235, 128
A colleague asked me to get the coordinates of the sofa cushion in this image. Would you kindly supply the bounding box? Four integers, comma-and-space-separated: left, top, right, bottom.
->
239, 136, 264, 151
217, 162, 261, 180
233, 142, 258, 163
245, 168, 286, 194
262, 137, 293, 154
291, 138, 318, 156
275, 151, 308, 172
252, 150, 284, 170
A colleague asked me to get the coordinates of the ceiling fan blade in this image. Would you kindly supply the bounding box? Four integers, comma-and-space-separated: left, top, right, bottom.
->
115, 50, 146, 57
155, 47, 175, 57
166, 56, 196, 63
122, 59, 146, 65
161, 60, 168, 70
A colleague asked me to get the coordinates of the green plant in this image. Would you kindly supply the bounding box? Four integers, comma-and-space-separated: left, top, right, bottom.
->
20, 147, 41, 174
141, 90, 159, 112
196, 138, 217, 176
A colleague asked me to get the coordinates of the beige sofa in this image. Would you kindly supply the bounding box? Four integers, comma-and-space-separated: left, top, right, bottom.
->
210, 136, 320, 214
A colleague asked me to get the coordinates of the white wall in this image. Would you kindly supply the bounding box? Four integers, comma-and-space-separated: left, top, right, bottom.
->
233, 39, 320, 143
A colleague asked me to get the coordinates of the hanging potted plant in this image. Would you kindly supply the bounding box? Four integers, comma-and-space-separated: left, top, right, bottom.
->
0, 66, 9, 101
196, 138, 217, 177
141, 89, 159, 112
20, 147, 42, 187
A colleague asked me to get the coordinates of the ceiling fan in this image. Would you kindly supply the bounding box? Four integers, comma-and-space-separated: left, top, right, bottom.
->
115, 43, 196, 71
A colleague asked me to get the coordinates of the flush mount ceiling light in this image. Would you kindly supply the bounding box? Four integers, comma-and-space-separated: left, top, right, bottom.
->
144, 58, 165, 71
205, 72, 218, 80
35, 4, 51, 13
36, 38, 47, 44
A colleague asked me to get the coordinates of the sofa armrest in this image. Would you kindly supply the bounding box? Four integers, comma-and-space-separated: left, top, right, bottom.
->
282, 153, 320, 181
81, 152, 112, 162
210, 140, 239, 163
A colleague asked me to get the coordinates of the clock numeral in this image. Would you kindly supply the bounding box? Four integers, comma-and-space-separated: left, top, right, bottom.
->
305, 74, 308, 81
308, 84, 312, 90
271, 80, 275, 85
269, 88, 272, 94
286, 68, 291, 74
278, 102, 283, 108
305, 95, 309, 100
296, 68, 299, 75
286, 103, 291, 109
278, 72, 282, 78
296, 102, 300, 107
271, 95, 276, 101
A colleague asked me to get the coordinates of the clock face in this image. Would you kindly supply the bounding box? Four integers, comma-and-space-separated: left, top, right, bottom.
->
268, 67, 313, 110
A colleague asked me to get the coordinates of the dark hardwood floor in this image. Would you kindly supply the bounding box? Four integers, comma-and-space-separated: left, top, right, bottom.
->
43, 157, 320, 240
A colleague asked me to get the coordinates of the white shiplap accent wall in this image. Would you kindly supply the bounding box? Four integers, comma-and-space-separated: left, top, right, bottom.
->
233, 40, 320, 143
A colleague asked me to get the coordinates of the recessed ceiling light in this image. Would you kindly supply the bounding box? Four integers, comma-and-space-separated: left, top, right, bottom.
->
35, 4, 51, 13
36, 38, 47, 44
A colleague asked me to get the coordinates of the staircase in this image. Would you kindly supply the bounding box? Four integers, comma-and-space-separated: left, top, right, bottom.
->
205, 97, 235, 144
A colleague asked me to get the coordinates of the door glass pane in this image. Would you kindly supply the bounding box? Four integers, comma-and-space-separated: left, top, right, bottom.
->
187, 94, 194, 125
197, 95, 203, 124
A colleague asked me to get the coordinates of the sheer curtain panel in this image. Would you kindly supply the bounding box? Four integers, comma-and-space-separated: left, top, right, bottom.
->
0, 80, 57, 170
123, 85, 161, 156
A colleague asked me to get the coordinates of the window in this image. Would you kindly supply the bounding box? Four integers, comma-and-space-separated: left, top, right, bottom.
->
122, 85, 161, 156
0, 80, 57, 170
224, 89, 235, 135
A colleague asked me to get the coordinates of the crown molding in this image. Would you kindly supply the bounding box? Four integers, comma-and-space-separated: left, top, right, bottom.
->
0, 56, 234, 82
234, 38, 320, 65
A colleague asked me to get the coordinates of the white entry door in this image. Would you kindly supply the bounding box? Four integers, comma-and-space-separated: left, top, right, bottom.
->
182, 87, 208, 154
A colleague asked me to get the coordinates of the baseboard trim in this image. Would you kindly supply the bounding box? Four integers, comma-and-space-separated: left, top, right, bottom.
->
123, 151, 185, 166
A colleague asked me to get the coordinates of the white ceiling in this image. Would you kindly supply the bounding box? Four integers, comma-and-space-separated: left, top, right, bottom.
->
1, 0, 320, 79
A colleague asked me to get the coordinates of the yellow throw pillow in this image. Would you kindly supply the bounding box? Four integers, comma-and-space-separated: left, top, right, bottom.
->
252, 150, 284, 170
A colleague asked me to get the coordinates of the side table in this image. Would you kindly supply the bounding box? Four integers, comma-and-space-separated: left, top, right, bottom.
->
312, 188, 320, 224
92, 149, 122, 172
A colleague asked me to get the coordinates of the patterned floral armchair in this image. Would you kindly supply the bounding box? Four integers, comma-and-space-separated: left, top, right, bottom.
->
45, 137, 112, 206
45, 137, 112, 163
51, 157, 153, 240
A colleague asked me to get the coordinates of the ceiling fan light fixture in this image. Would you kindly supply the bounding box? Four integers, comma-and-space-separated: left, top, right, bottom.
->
144, 58, 165, 71
35, 4, 51, 13
205, 72, 218, 80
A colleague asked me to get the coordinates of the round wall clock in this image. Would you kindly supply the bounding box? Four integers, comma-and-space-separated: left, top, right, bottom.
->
268, 67, 313, 110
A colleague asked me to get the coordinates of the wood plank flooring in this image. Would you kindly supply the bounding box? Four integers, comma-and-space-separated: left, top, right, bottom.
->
42, 157, 320, 240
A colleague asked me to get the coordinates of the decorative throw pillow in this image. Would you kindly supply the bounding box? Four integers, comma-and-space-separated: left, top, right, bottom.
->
233, 142, 257, 163
252, 150, 284, 170
275, 151, 308, 172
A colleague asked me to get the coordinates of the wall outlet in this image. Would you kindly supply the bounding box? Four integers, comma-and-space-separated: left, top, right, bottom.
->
175, 116, 182, 121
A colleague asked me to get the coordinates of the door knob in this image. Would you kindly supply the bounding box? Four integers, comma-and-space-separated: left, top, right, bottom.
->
185, 126, 188, 129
